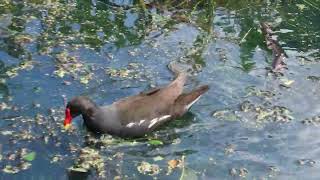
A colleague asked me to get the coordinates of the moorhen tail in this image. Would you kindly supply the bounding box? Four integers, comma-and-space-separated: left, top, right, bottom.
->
64, 73, 209, 137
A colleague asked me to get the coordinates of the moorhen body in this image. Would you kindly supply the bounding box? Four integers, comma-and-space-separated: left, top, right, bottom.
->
64, 73, 209, 137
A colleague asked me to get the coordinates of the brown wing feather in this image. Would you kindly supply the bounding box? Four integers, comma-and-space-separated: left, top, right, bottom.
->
114, 73, 187, 125
173, 85, 209, 116
139, 87, 161, 96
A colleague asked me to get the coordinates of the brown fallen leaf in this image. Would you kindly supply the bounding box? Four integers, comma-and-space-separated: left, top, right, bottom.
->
167, 159, 182, 175
168, 159, 180, 169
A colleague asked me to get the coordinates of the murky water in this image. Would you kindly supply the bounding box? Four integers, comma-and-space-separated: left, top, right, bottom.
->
0, 0, 319, 179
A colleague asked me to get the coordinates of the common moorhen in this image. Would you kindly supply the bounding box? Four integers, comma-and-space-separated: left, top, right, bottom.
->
64, 73, 209, 137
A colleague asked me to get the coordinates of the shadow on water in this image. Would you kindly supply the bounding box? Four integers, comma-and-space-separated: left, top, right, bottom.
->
68, 171, 89, 180
0, 0, 320, 179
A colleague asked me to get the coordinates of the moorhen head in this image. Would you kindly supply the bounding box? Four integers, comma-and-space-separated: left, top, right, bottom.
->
64, 96, 97, 128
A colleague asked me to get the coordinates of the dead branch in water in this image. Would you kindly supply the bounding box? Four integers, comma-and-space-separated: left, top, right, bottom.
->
260, 22, 288, 71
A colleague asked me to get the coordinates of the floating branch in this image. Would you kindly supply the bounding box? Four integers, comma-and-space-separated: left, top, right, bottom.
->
260, 22, 288, 71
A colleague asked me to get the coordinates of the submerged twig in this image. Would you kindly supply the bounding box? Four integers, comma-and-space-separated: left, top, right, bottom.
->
239, 27, 252, 44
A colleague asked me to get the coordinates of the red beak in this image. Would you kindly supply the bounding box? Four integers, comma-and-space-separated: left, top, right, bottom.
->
64, 108, 72, 127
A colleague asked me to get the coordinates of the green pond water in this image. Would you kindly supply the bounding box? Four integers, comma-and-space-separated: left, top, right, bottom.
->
0, 0, 320, 179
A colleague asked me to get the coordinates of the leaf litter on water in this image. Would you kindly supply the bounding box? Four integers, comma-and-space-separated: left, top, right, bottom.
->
69, 147, 105, 177
137, 161, 160, 176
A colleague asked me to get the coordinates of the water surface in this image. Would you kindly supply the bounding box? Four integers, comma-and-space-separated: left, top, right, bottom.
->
0, 0, 320, 179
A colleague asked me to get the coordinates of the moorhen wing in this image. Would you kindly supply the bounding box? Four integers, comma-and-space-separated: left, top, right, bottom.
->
63, 73, 209, 137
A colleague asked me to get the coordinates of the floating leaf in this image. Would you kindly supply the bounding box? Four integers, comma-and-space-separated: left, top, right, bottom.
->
239, 168, 248, 177
230, 168, 237, 176
8, 153, 16, 160
167, 158, 183, 175
63, 80, 72, 85
279, 29, 294, 33
224, 144, 236, 155
296, 4, 306, 11
168, 159, 181, 169
0, 130, 13, 135
153, 156, 164, 161
79, 74, 92, 84
0, 102, 12, 111
148, 139, 163, 146
20, 162, 32, 170
5, 68, 18, 77
23, 152, 36, 161
137, 161, 160, 176
14, 34, 33, 44
3, 165, 19, 174
212, 109, 239, 121
230, 167, 248, 177
105, 63, 144, 80
54, 69, 66, 78
51, 155, 62, 163
71, 147, 105, 177
280, 78, 294, 88
68, 167, 88, 173
297, 159, 316, 166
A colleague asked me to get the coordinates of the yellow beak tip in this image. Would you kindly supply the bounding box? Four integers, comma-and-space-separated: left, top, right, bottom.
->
64, 124, 72, 130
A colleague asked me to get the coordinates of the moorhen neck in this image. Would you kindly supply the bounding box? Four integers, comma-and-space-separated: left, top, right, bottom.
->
64, 73, 209, 137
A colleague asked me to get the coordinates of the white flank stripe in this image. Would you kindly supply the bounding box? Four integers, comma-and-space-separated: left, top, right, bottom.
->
185, 95, 202, 110
139, 120, 145, 125
148, 115, 171, 129
150, 118, 158, 123
126, 122, 136, 128
159, 115, 171, 121
148, 118, 158, 128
